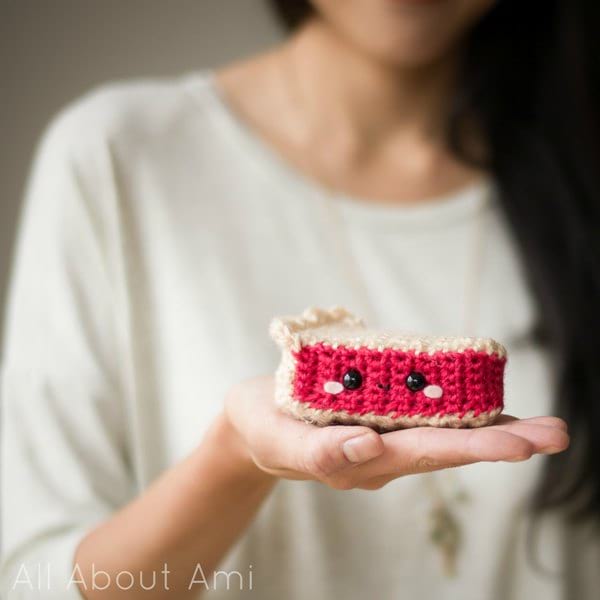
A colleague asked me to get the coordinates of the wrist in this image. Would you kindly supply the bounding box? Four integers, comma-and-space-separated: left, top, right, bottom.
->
202, 411, 275, 488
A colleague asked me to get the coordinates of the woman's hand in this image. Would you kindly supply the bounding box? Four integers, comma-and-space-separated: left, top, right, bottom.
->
225, 375, 569, 491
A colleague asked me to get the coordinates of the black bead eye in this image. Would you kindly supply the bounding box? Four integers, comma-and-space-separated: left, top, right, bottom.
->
342, 369, 363, 390
405, 371, 426, 392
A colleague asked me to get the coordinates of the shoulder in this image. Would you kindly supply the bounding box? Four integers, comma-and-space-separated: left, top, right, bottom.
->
25, 73, 225, 234
38, 72, 219, 165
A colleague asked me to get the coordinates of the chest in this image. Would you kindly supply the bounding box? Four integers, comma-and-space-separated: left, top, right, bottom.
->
123, 184, 550, 468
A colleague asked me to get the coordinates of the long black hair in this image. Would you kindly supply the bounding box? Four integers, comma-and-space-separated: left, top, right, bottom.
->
269, 0, 600, 521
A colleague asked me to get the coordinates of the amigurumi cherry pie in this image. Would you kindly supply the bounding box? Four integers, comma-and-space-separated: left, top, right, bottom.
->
270, 307, 506, 430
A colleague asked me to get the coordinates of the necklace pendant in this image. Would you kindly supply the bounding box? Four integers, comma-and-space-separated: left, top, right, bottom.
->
428, 503, 462, 577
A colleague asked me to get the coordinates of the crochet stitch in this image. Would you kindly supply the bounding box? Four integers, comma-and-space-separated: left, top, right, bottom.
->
270, 307, 506, 429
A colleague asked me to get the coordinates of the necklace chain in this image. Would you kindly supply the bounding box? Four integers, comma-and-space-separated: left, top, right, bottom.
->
319, 185, 491, 577
281, 43, 492, 576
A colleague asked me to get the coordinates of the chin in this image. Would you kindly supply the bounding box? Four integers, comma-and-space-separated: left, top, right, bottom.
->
314, 0, 495, 67
360, 32, 464, 68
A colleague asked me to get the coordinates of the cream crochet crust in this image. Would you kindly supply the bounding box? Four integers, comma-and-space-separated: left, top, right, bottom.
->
270, 306, 507, 358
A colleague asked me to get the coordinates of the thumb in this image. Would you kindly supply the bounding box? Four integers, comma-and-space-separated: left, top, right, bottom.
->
301, 425, 384, 479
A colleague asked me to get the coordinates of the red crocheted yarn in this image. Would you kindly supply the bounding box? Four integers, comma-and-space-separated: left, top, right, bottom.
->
270, 307, 507, 428
292, 343, 505, 420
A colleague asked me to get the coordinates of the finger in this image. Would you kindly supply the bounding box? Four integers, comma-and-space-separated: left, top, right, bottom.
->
490, 414, 568, 432
295, 416, 568, 476
253, 422, 384, 481
351, 427, 536, 480
298, 425, 385, 483
504, 416, 568, 432
489, 422, 570, 453
354, 420, 570, 489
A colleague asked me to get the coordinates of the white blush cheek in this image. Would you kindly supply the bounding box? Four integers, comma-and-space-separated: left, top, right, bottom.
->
423, 384, 443, 399
323, 381, 344, 394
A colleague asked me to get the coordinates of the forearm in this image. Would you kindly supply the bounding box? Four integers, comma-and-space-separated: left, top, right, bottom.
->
74, 413, 276, 599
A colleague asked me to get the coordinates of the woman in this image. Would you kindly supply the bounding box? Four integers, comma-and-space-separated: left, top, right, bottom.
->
1, 0, 598, 598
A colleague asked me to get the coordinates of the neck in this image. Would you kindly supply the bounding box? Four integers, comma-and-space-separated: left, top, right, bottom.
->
284, 18, 459, 151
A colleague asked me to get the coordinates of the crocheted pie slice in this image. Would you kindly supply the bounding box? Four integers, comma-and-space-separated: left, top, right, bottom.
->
270, 307, 506, 430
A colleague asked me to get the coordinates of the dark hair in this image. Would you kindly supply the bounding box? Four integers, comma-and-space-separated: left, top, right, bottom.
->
269, 0, 600, 521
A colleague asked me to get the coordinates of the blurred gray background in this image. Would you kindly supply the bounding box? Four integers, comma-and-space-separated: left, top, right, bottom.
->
0, 0, 283, 343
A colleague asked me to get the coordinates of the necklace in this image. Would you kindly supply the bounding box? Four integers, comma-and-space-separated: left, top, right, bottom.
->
280, 45, 492, 576
320, 177, 491, 578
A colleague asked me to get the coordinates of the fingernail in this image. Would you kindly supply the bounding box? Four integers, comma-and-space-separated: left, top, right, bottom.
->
342, 434, 381, 464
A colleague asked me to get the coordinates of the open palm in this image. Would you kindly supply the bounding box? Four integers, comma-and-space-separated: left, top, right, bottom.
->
225, 376, 570, 490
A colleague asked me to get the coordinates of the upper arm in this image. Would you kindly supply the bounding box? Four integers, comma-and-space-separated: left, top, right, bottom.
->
1, 91, 135, 598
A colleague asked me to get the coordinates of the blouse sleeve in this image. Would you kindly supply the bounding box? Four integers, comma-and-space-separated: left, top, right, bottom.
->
0, 98, 135, 599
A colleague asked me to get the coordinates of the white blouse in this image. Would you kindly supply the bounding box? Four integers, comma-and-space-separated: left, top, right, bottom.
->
0, 72, 578, 599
